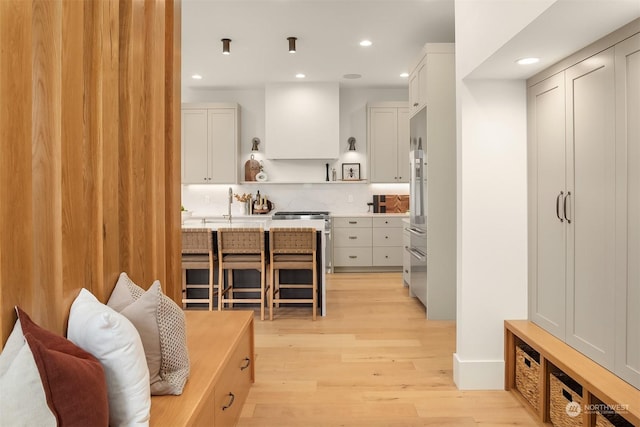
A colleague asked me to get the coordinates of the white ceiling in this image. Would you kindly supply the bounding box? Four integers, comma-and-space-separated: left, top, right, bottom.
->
181, 0, 455, 90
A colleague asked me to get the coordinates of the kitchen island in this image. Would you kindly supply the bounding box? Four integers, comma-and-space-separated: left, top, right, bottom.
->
182, 217, 327, 316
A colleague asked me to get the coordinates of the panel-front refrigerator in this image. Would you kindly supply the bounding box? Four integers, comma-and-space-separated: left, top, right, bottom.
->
408, 106, 428, 311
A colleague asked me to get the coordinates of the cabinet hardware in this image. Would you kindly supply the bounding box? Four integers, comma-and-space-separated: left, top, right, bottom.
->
349, 236, 357, 239
563, 191, 572, 224
222, 392, 235, 410
240, 357, 251, 371
556, 191, 564, 222
413, 102, 419, 107
408, 247, 426, 261
406, 227, 426, 237
348, 255, 357, 259
348, 221, 357, 224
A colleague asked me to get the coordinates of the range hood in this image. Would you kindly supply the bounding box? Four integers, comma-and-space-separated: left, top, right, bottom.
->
265, 82, 339, 159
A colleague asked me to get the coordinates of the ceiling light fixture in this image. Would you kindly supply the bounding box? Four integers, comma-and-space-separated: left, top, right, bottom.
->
295, 73, 306, 79
191, 74, 203, 80
359, 40, 372, 47
516, 57, 539, 65
400, 72, 409, 78
287, 37, 297, 53
221, 38, 231, 55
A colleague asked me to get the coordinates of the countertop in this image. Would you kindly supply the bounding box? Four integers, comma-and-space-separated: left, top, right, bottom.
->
330, 212, 409, 218
182, 217, 326, 231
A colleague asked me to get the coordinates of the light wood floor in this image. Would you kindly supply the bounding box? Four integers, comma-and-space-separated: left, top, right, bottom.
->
238, 272, 540, 426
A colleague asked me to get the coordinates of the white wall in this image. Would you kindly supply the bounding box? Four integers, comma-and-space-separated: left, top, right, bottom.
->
453, 0, 552, 389
181, 86, 408, 215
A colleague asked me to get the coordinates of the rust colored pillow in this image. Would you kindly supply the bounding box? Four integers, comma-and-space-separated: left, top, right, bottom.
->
16, 307, 109, 427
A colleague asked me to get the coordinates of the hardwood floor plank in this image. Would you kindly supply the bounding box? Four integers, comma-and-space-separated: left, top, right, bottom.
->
237, 273, 541, 426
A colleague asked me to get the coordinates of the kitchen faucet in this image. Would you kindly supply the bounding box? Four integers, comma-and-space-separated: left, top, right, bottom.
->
224, 187, 233, 224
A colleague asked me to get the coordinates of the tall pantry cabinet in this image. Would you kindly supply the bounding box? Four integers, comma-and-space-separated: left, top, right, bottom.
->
527, 23, 639, 388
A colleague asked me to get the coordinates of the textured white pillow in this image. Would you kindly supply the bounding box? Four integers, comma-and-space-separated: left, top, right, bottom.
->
108, 272, 190, 395
68, 288, 150, 427
0, 317, 56, 427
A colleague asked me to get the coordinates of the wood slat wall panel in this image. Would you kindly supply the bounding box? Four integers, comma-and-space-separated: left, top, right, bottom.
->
0, 0, 180, 345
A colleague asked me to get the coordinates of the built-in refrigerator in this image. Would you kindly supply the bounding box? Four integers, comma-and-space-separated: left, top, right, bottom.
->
408, 106, 428, 310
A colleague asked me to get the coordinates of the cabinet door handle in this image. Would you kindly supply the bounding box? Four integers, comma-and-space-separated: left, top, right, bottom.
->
222, 392, 235, 411
349, 255, 357, 259
556, 191, 564, 222
563, 191, 572, 224
413, 102, 419, 107
240, 357, 251, 371
349, 236, 357, 239
348, 221, 357, 224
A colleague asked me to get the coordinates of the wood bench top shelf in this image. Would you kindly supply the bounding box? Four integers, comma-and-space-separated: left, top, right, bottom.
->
151, 310, 255, 427
505, 320, 639, 426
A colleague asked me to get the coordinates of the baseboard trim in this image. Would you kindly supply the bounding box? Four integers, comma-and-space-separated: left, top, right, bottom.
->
453, 353, 505, 390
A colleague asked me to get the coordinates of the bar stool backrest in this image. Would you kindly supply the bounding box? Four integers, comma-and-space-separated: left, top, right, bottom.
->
217, 228, 264, 255
181, 228, 213, 254
270, 228, 316, 254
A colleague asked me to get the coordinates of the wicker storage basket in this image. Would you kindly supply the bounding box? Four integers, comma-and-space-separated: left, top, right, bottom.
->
550, 372, 583, 427
595, 411, 633, 427
515, 344, 540, 409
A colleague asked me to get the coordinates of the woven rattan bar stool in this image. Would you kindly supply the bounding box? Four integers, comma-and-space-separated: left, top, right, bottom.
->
181, 228, 217, 310
217, 227, 268, 320
269, 227, 317, 320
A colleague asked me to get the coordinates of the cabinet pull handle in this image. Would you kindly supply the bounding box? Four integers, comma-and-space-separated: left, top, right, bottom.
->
348, 221, 357, 224
349, 255, 357, 259
240, 357, 251, 371
563, 191, 571, 224
413, 102, 419, 107
556, 191, 564, 222
349, 236, 357, 239
222, 392, 235, 410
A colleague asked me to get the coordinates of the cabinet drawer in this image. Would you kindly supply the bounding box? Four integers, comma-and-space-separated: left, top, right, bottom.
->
334, 247, 372, 267
372, 217, 404, 228
333, 217, 372, 228
372, 228, 402, 246
334, 227, 372, 247
213, 329, 253, 426
373, 247, 403, 266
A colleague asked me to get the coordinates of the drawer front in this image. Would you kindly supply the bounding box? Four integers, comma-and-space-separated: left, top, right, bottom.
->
373, 247, 403, 266
372, 216, 405, 228
334, 227, 372, 247
213, 330, 253, 426
333, 217, 372, 228
334, 247, 372, 267
372, 228, 402, 246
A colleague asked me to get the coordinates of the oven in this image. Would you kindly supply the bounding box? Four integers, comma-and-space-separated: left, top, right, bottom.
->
272, 211, 332, 273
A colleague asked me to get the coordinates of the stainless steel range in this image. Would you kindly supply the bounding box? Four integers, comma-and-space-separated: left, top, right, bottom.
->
272, 211, 332, 272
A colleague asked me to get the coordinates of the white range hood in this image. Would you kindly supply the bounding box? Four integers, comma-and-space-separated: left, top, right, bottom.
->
265, 82, 339, 159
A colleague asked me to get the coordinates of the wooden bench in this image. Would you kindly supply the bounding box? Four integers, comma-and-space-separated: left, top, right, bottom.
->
505, 320, 639, 426
151, 311, 254, 426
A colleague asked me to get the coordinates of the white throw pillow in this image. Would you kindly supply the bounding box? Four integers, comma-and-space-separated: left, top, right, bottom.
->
68, 288, 150, 427
108, 272, 190, 395
0, 317, 56, 427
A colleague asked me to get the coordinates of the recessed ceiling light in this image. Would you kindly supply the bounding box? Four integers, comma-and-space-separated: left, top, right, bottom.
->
343, 74, 362, 80
295, 73, 306, 79
359, 40, 372, 47
400, 72, 409, 78
516, 57, 540, 65
191, 74, 203, 80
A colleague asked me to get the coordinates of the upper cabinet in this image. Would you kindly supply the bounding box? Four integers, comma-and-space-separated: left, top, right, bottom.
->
182, 103, 238, 184
368, 102, 409, 183
408, 43, 454, 118
265, 83, 339, 159
408, 59, 426, 116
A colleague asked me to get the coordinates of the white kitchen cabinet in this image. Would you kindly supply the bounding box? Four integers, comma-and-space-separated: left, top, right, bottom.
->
614, 33, 640, 389
368, 102, 409, 183
333, 216, 404, 270
527, 25, 639, 387
408, 58, 426, 116
265, 83, 339, 160
182, 103, 238, 184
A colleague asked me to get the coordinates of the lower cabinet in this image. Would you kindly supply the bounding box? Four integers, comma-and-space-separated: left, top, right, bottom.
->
333, 216, 405, 271
150, 311, 254, 427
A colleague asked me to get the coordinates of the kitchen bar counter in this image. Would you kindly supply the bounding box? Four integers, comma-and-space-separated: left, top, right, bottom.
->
182, 218, 326, 316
